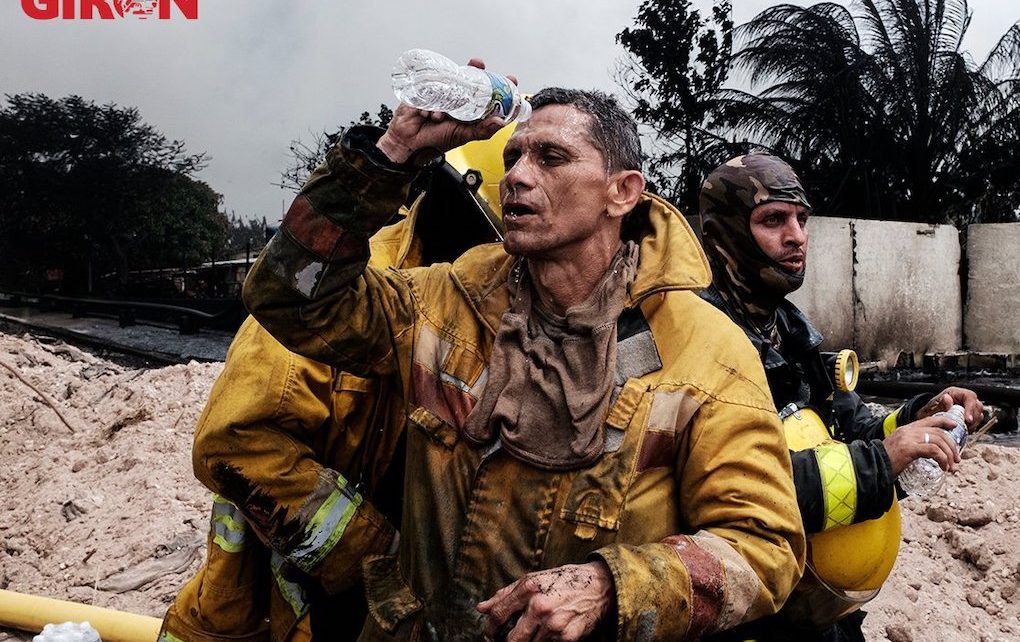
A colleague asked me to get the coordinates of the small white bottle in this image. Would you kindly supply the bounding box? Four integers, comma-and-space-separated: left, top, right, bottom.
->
33, 622, 101, 642
897, 404, 968, 497
391, 49, 531, 123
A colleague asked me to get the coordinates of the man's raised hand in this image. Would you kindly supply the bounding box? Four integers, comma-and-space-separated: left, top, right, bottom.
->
377, 58, 512, 164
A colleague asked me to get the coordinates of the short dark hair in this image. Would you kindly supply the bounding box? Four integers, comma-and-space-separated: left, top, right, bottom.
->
529, 88, 642, 173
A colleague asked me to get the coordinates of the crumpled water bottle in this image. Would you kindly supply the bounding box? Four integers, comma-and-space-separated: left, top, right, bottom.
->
391, 49, 531, 123
33, 622, 101, 642
897, 404, 968, 497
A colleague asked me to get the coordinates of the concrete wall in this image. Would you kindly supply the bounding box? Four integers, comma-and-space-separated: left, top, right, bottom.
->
789, 217, 963, 362
966, 224, 1020, 353
694, 213, 1017, 360
852, 220, 962, 363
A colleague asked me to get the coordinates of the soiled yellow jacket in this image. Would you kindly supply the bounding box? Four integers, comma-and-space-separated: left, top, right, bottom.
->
242, 132, 806, 641
159, 215, 432, 642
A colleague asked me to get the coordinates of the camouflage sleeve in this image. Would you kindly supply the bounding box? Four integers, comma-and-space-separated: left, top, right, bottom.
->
242, 126, 421, 376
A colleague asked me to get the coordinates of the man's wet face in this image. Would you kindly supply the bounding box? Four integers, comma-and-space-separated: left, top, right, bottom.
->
498, 105, 612, 259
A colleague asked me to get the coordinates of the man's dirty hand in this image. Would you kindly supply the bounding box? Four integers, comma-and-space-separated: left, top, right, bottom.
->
885, 414, 962, 476
477, 561, 615, 642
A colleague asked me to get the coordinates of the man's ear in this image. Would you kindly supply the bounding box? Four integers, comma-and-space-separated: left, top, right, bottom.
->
607, 170, 646, 219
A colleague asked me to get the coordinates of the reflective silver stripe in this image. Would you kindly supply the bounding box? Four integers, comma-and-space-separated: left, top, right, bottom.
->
605, 426, 626, 453
211, 495, 247, 552
415, 325, 487, 397
440, 370, 472, 393
287, 477, 362, 572
271, 551, 308, 617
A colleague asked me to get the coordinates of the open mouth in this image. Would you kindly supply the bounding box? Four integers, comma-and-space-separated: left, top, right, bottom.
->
503, 203, 537, 221
779, 256, 805, 271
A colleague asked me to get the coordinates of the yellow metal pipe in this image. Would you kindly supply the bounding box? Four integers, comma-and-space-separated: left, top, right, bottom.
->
0, 590, 161, 642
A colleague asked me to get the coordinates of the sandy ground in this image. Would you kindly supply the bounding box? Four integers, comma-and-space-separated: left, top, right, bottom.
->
0, 330, 220, 637
0, 329, 1017, 642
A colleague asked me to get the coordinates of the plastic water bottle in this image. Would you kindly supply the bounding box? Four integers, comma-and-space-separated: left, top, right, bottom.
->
897, 404, 968, 497
33, 622, 101, 642
391, 49, 531, 123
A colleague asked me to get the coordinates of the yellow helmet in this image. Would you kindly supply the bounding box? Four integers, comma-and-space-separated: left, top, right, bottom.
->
780, 350, 901, 627
445, 121, 516, 221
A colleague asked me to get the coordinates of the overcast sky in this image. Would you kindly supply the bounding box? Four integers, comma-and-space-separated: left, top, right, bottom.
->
2, 1, 1019, 224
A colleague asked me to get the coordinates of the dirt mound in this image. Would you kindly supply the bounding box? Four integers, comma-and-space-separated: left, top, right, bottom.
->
0, 330, 217, 624
0, 329, 1017, 641
864, 443, 1020, 641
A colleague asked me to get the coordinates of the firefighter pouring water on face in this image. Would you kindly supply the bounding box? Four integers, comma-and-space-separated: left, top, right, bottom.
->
238, 53, 808, 640
697, 154, 984, 642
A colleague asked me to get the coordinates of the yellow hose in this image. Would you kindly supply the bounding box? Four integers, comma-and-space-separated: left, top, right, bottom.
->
0, 590, 161, 642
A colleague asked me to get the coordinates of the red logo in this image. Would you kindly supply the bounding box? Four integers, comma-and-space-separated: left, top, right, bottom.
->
22, 0, 198, 20
119, 1, 159, 18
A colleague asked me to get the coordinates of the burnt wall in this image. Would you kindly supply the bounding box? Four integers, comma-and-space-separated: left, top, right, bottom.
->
789, 217, 967, 362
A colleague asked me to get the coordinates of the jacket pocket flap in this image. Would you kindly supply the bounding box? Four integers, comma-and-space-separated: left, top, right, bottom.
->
559, 379, 649, 534
334, 371, 377, 393
605, 379, 646, 430
362, 554, 423, 635
408, 406, 459, 449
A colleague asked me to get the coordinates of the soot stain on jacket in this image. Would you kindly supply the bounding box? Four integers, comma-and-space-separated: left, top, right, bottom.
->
211, 462, 309, 554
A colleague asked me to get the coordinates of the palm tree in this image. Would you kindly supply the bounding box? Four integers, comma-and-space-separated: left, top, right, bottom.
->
716, 0, 1020, 224
616, 0, 737, 214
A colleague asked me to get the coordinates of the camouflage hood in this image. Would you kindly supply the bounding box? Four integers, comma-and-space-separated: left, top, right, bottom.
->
699, 154, 810, 329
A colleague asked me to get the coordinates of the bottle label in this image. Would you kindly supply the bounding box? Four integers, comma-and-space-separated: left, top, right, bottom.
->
485, 71, 516, 119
